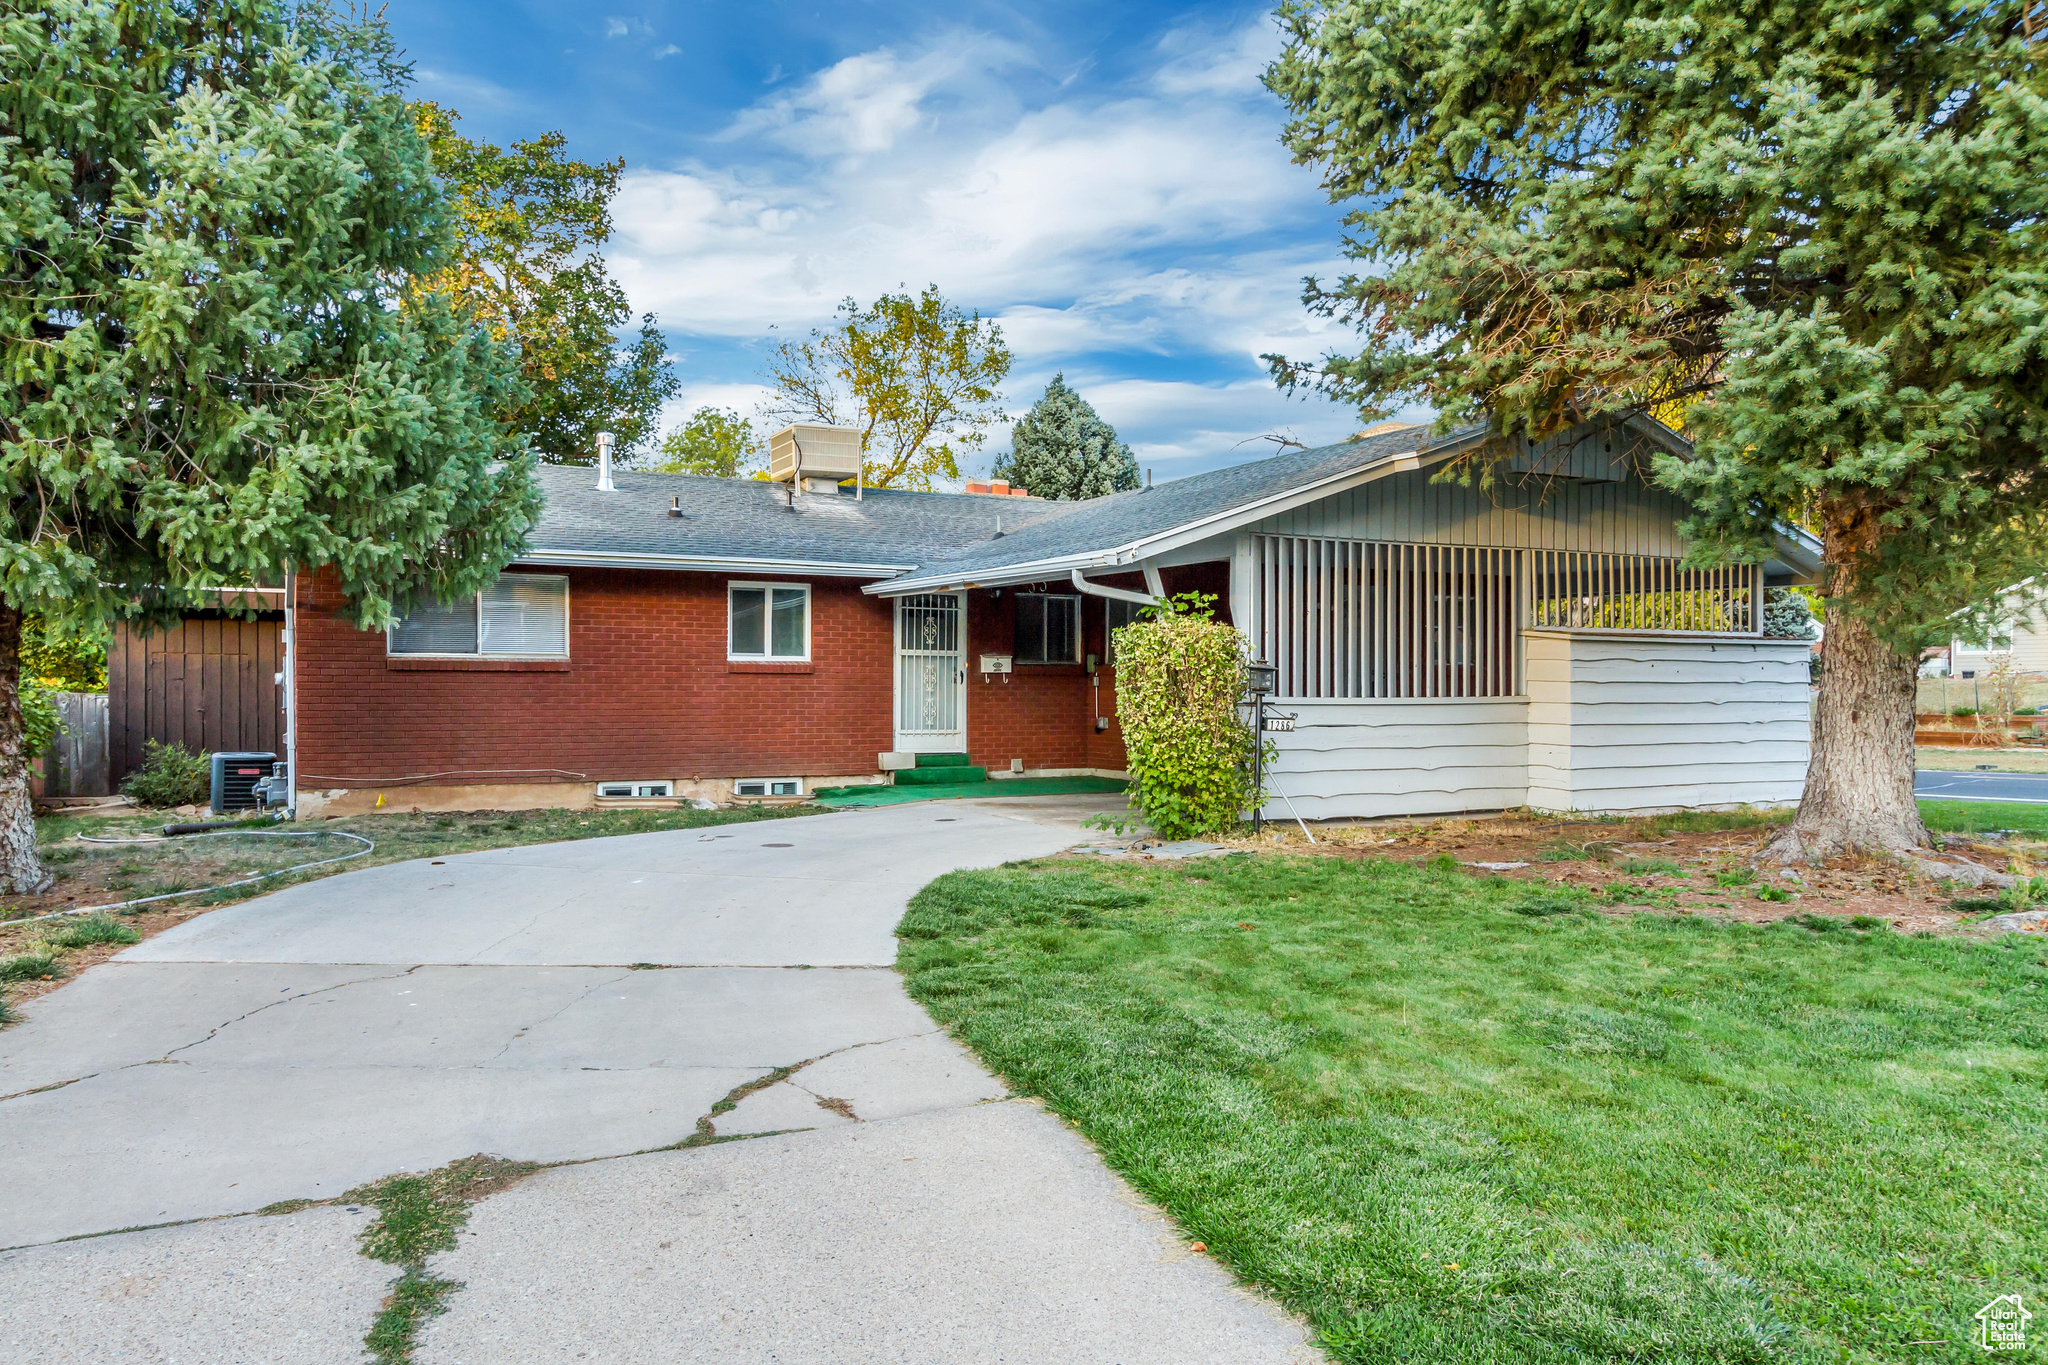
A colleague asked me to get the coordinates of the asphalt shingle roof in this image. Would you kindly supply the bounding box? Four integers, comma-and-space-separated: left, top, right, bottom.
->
520, 424, 1442, 579
901, 425, 1438, 581
522, 465, 1085, 569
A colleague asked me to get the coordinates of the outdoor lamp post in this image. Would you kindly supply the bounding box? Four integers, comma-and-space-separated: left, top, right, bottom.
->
1246, 661, 1277, 834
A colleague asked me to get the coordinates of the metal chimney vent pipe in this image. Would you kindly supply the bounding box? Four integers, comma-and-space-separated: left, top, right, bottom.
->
595, 431, 615, 491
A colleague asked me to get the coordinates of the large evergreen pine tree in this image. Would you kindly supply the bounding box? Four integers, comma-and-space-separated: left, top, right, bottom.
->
0, 1, 541, 890
992, 374, 1141, 500
1267, 0, 2048, 865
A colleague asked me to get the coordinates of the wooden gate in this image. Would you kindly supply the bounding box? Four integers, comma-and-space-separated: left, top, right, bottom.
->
108, 608, 284, 783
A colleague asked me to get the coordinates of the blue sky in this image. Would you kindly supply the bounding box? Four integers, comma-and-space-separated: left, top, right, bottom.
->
390, 2, 1385, 481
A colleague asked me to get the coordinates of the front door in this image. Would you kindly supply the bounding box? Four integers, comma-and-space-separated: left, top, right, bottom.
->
894, 593, 966, 753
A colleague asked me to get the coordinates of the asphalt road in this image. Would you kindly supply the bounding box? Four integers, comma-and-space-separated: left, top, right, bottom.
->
1914, 769, 2048, 803
1, 798, 1312, 1364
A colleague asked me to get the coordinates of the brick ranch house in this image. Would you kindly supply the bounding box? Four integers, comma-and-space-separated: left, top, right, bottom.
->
285, 416, 1822, 819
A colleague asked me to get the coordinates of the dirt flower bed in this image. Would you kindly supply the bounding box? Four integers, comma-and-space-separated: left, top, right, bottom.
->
1212, 808, 2037, 937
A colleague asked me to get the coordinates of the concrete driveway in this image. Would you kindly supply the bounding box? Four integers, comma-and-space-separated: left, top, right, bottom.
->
0, 799, 1310, 1363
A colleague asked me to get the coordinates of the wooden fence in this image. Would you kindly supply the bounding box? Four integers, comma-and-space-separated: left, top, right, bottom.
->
35, 692, 112, 798
108, 611, 284, 784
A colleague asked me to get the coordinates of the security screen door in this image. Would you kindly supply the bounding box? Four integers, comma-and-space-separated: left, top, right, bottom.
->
895, 593, 966, 753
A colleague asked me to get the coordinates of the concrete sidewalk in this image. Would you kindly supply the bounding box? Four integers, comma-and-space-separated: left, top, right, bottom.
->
0, 797, 1312, 1363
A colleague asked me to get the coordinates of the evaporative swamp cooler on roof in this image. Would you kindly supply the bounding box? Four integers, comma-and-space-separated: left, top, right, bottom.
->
768, 424, 864, 492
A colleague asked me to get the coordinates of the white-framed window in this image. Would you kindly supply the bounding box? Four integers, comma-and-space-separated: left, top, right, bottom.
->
735, 778, 803, 798
729, 582, 811, 661
1015, 592, 1081, 664
597, 780, 673, 799
1105, 598, 1144, 665
388, 573, 569, 658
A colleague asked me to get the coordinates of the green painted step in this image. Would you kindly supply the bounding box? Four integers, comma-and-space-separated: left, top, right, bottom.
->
816, 775, 1126, 808
895, 764, 989, 786
914, 752, 974, 768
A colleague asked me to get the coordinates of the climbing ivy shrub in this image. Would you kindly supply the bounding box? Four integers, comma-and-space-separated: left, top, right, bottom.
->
1112, 607, 1256, 839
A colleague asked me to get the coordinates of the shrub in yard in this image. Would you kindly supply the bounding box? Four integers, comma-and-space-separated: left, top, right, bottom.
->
1761, 587, 1817, 641
43, 913, 139, 950
0, 950, 62, 983
1111, 599, 1257, 839
21, 680, 61, 760
120, 740, 210, 809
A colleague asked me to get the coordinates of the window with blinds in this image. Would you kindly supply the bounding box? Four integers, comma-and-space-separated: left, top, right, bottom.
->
1251, 537, 1519, 699
388, 574, 569, 658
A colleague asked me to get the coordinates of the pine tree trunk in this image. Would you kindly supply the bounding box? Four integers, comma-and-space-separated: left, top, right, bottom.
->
0, 606, 53, 895
1761, 495, 1932, 864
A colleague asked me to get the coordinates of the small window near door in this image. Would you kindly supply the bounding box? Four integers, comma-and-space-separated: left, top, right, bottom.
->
730, 583, 810, 660
735, 778, 803, 798
597, 781, 673, 799
1104, 598, 1144, 665
1015, 592, 1081, 664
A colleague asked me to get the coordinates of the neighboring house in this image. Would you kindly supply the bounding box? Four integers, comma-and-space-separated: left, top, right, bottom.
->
1924, 577, 2048, 679
289, 416, 1820, 819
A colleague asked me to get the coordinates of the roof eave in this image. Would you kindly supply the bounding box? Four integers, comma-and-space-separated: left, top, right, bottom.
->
864, 446, 1435, 596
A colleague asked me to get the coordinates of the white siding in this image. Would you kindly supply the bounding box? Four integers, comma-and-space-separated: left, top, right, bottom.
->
1259, 636, 1811, 821
2007, 603, 2048, 675
1525, 632, 1810, 814
1261, 699, 1530, 821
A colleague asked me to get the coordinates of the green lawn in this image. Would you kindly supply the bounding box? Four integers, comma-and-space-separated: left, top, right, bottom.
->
900, 855, 2047, 1364
1918, 799, 2048, 838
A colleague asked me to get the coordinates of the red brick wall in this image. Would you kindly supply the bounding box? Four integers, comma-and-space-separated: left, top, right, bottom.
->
294, 559, 1233, 786
295, 566, 897, 785
961, 562, 1232, 774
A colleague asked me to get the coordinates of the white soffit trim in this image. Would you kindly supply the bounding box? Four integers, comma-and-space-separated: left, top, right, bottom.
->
864, 447, 1435, 596
518, 548, 913, 578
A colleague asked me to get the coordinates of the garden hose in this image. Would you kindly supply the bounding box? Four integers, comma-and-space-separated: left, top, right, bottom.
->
13, 827, 376, 926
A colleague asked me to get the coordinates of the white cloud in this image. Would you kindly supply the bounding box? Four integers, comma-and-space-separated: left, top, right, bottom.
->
603, 16, 653, 40
660, 381, 780, 431
720, 40, 1026, 160
413, 67, 519, 112
654, 44, 681, 60
1150, 16, 1280, 97
611, 25, 1327, 355
608, 19, 1380, 470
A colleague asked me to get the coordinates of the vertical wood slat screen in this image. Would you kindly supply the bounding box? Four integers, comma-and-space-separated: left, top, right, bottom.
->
1252, 536, 1520, 699
1526, 552, 1761, 633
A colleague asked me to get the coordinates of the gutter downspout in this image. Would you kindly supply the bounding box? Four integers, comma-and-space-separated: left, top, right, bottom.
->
283, 568, 299, 820
1069, 568, 1164, 607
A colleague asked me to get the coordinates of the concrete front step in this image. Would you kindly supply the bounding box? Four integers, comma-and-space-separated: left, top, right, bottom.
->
914, 753, 975, 768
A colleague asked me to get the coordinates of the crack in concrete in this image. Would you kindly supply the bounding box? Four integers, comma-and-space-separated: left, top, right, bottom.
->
482, 969, 635, 1065
0, 1033, 995, 1253
0, 965, 423, 1105
468, 889, 588, 960
160, 966, 424, 1063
